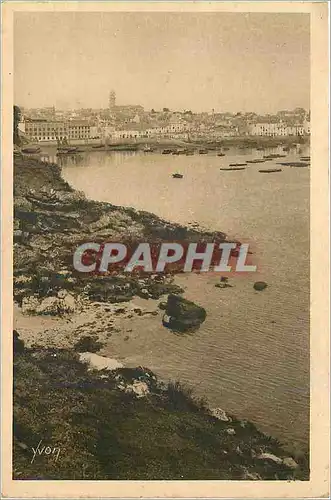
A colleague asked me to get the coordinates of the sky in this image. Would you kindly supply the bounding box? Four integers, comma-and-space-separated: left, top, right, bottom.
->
14, 12, 310, 114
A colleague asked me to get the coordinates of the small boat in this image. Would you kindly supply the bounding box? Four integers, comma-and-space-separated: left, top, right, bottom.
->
217, 152, 226, 157
172, 173, 183, 178
277, 161, 309, 167
143, 146, 154, 152
290, 163, 309, 168
258, 168, 282, 173
263, 154, 285, 159
185, 150, 194, 156
172, 150, 179, 155
177, 149, 186, 155
229, 163, 247, 167
162, 149, 172, 155
56, 147, 78, 155
220, 167, 246, 171
246, 159, 266, 164
21, 146, 41, 154
199, 149, 208, 154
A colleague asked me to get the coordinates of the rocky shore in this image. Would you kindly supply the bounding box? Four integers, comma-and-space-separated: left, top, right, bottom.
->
13, 156, 309, 480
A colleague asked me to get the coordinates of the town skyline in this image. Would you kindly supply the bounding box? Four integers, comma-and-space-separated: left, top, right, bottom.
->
15, 12, 310, 114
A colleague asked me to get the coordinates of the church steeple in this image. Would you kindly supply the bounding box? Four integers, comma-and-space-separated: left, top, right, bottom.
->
109, 90, 116, 109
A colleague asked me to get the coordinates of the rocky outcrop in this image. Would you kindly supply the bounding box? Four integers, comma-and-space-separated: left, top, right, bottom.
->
79, 352, 123, 371
162, 294, 207, 332
117, 380, 150, 398
21, 291, 76, 316
210, 407, 231, 422
253, 281, 268, 291
13, 158, 227, 310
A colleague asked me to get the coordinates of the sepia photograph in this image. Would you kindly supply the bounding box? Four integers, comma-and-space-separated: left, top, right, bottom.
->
1, 1, 329, 498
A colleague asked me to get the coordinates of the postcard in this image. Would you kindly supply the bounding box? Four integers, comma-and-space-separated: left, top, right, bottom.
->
1, 1, 329, 498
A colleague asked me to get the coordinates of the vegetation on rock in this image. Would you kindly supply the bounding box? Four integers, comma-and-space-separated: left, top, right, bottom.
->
13, 334, 309, 480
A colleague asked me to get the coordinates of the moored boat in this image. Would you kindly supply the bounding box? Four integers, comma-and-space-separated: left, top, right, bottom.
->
162, 149, 172, 155
277, 161, 309, 167
220, 167, 246, 171
56, 146, 78, 155
229, 163, 247, 167
246, 159, 266, 164
143, 146, 154, 152
172, 173, 183, 178
263, 153, 286, 159
21, 146, 41, 154
258, 168, 282, 173
199, 149, 208, 154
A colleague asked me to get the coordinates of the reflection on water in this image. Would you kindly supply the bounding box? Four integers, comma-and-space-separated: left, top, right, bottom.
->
61, 144, 310, 450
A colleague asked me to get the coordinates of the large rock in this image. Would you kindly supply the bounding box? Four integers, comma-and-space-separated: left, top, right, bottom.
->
13, 330, 25, 354
210, 408, 231, 422
79, 352, 123, 371
88, 278, 135, 303
257, 452, 283, 465
162, 294, 206, 332
118, 380, 150, 398
253, 281, 268, 291
282, 457, 299, 469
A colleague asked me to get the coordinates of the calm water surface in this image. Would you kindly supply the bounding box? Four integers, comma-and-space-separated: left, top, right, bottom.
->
61, 145, 310, 450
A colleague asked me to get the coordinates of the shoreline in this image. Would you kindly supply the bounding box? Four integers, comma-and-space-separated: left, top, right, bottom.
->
28, 134, 309, 153
13, 155, 309, 480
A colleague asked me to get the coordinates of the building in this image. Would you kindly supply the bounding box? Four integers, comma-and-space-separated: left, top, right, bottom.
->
24, 119, 68, 142
303, 118, 311, 135
24, 118, 91, 142
249, 122, 306, 137
112, 129, 143, 139
68, 120, 91, 140
145, 122, 189, 138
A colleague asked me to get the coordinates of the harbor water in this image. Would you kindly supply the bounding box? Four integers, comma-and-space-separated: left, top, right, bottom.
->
59, 145, 310, 450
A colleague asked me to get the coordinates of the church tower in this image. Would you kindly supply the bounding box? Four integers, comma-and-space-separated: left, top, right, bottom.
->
109, 90, 116, 109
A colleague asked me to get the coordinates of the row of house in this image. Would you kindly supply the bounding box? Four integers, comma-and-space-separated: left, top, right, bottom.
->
24, 120, 90, 142
21, 117, 310, 143
249, 121, 310, 137
22, 119, 192, 142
